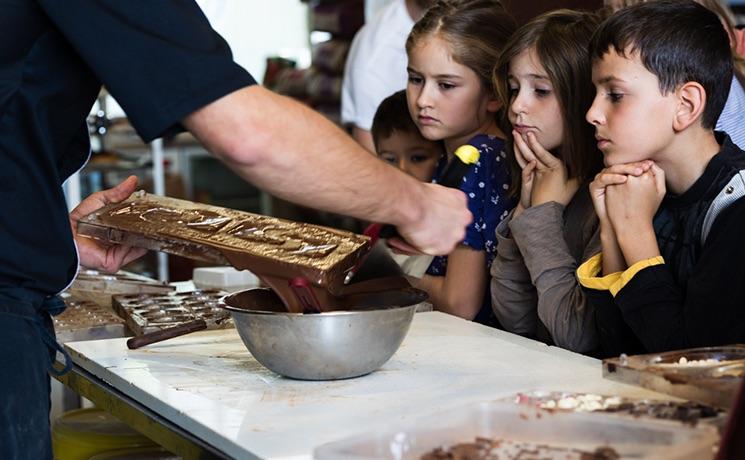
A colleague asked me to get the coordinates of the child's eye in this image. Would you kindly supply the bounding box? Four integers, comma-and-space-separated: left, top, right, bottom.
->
608, 92, 623, 103
408, 75, 423, 85
379, 154, 397, 165
410, 154, 431, 163
508, 85, 518, 96
438, 82, 456, 90
535, 88, 552, 97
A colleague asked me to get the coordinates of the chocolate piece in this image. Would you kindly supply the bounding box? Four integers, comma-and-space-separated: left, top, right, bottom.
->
77, 193, 371, 312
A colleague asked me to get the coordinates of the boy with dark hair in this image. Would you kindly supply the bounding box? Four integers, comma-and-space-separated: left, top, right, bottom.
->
578, 0, 745, 357
371, 90, 443, 183
365, 91, 444, 279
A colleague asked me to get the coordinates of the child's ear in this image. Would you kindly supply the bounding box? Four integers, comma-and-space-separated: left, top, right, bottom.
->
672, 82, 706, 132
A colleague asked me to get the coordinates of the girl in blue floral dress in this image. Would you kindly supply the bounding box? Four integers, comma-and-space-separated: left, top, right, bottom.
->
403, 0, 517, 325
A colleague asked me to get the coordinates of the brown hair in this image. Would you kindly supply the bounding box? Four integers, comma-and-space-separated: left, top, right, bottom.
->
591, 1, 732, 130
606, 0, 745, 85
406, 0, 517, 101
371, 90, 424, 149
493, 9, 604, 196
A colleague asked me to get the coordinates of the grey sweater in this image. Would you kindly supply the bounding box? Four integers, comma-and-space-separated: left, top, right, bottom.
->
490, 187, 600, 353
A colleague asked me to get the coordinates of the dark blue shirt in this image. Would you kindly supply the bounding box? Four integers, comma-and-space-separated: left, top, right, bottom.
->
0, 0, 255, 301
426, 134, 515, 325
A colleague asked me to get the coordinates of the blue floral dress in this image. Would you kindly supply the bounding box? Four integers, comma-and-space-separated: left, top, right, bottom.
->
426, 134, 516, 325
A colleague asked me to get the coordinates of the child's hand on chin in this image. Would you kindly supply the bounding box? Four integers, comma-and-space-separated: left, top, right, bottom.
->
514, 131, 578, 207
589, 161, 655, 225
605, 163, 665, 229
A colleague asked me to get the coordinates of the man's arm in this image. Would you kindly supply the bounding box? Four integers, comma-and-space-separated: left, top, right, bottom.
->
351, 126, 375, 153
182, 85, 471, 255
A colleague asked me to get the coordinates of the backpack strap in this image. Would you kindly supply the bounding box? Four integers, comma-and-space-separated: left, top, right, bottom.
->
701, 169, 745, 246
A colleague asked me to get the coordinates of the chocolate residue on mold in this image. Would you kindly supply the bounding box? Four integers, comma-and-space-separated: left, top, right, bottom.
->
420, 437, 620, 460
78, 193, 371, 312
112, 289, 231, 335
514, 392, 723, 426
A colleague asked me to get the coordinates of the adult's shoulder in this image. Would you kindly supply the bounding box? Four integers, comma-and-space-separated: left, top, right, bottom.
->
363, 0, 414, 46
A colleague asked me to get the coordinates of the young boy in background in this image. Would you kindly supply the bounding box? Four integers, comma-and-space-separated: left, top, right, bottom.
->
364, 90, 445, 279
371, 90, 443, 183
578, 0, 745, 357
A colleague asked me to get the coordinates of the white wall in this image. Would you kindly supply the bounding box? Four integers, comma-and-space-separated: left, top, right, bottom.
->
196, 0, 311, 82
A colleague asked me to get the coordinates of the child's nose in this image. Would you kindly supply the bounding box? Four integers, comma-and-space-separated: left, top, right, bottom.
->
510, 91, 527, 115
416, 84, 434, 108
586, 98, 603, 126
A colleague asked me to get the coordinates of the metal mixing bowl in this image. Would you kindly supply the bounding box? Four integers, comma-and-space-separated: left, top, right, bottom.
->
222, 288, 421, 380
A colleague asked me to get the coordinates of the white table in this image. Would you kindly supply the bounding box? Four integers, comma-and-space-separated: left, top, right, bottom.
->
63, 312, 665, 459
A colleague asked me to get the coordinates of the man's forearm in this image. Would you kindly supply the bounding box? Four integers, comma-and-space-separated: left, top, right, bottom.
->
351, 126, 375, 153
183, 85, 424, 228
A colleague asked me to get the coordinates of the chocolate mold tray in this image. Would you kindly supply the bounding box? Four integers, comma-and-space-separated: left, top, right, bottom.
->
69, 268, 175, 308
77, 192, 370, 289
112, 290, 232, 336
55, 296, 128, 343
504, 390, 724, 427
603, 345, 745, 409
314, 401, 719, 460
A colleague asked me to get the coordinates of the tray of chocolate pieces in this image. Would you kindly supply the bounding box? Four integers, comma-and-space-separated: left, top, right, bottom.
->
603, 345, 745, 409
504, 391, 724, 427
314, 401, 718, 460
76, 192, 370, 295
54, 294, 129, 343
112, 290, 232, 336
69, 268, 174, 307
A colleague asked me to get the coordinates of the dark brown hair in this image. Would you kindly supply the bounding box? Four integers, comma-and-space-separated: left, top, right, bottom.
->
406, 0, 517, 101
590, 0, 732, 130
605, 0, 745, 87
371, 90, 423, 150
494, 9, 604, 196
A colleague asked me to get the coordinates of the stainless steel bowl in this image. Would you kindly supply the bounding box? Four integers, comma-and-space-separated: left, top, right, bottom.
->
222, 288, 421, 380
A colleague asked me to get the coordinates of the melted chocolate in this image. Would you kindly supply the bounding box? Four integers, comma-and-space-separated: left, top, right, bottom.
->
223, 286, 427, 314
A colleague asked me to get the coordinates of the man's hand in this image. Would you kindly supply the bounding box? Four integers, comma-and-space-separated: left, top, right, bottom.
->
514, 131, 579, 207
397, 182, 471, 255
70, 176, 147, 273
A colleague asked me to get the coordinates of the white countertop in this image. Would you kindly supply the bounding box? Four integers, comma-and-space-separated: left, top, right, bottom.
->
64, 312, 664, 460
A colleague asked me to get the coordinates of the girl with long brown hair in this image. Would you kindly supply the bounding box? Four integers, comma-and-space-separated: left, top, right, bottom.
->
490, 9, 606, 353
404, 0, 517, 325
